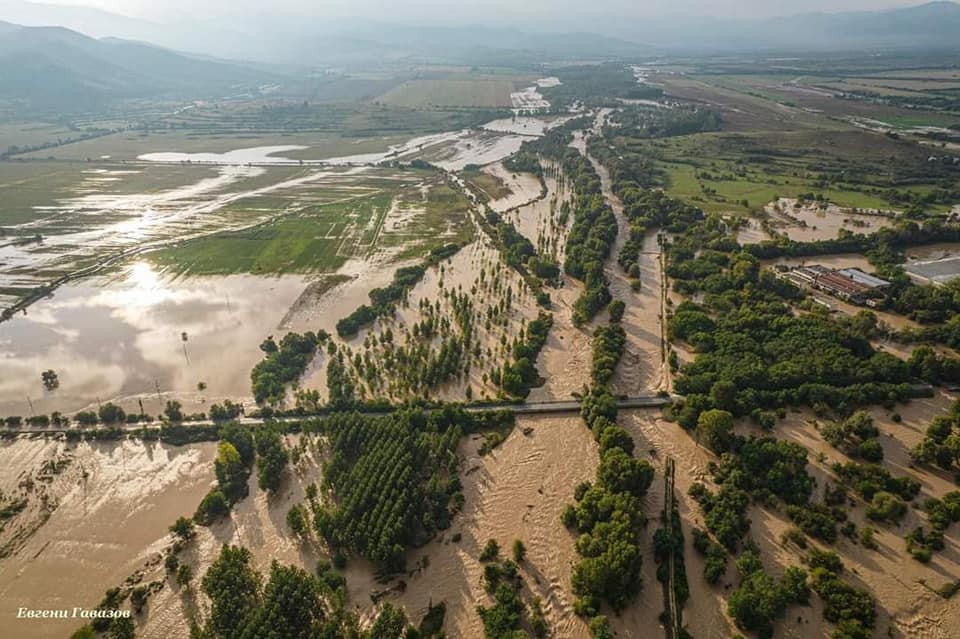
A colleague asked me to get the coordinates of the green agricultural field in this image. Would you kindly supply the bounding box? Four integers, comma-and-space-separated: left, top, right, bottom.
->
376, 75, 530, 108
629, 127, 957, 215
659, 160, 894, 214
463, 168, 511, 201
148, 171, 473, 276
0, 121, 82, 153
866, 112, 960, 128
14, 103, 507, 161
149, 192, 392, 275
0, 161, 223, 226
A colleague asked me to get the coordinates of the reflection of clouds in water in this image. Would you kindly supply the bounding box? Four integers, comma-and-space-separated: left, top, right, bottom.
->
0, 262, 307, 415
0, 342, 127, 405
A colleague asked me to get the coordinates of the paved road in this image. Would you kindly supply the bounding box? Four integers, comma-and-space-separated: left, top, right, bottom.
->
4, 394, 677, 436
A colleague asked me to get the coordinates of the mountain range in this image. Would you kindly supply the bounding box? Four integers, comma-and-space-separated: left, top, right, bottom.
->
2, 1, 960, 60
0, 20, 276, 110
614, 1, 960, 51
1, 1, 959, 114
0, 0, 650, 66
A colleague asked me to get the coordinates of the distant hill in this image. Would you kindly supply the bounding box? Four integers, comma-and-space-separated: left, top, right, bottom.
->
614, 1, 960, 52
308, 22, 649, 62
764, 1, 960, 50
0, 21, 275, 111
0, 1, 650, 66
4, 0, 955, 65
0, 0, 159, 39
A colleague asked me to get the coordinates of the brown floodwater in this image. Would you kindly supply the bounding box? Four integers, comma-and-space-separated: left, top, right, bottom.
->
130, 418, 598, 639
587, 145, 669, 394
0, 262, 308, 417
747, 393, 960, 639
347, 414, 598, 637
0, 437, 217, 639
483, 162, 543, 213
766, 198, 895, 243
735, 217, 772, 245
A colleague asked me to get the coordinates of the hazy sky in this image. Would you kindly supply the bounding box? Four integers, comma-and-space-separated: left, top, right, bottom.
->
51, 0, 929, 22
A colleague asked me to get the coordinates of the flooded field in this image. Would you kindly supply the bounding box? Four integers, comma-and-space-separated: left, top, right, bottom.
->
766, 197, 896, 242
298, 235, 542, 404
482, 113, 574, 137
618, 395, 960, 639
903, 242, 960, 286
413, 130, 529, 171
0, 437, 218, 639
130, 416, 600, 639
510, 77, 560, 111
0, 262, 307, 417
0, 92, 578, 418
0, 163, 377, 306
138, 145, 308, 164
393, 415, 597, 637
763, 253, 875, 272
751, 394, 960, 639
735, 217, 773, 244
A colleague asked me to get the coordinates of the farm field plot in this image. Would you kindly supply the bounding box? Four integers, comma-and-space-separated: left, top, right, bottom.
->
0, 161, 223, 226
0, 162, 316, 306
15, 102, 509, 162
664, 71, 960, 130
17, 129, 411, 163
628, 129, 954, 214
377, 74, 533, 108
0, 121, 87, 154
149, 171, 473, 276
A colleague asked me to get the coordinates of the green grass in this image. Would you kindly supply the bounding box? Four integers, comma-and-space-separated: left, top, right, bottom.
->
0, 161, 223, 226
149, 192, 393, 275
626, 128, 956, 215
464, 168, 511, 201
147, 172, 473, 276
661, 161, 894, 214
868, 112, 960, 128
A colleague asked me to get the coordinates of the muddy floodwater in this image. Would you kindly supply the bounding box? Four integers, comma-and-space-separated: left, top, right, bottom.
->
133, 417, 601, 639
903, 242, 960, 285
139, 145, 308, 164
0, 437, 217, 639
0, 262, 307, 417
766, 197, 895, 242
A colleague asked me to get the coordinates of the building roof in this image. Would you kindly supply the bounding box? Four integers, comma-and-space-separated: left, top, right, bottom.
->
836, 268, 889, 289
815, 272, 872, 297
